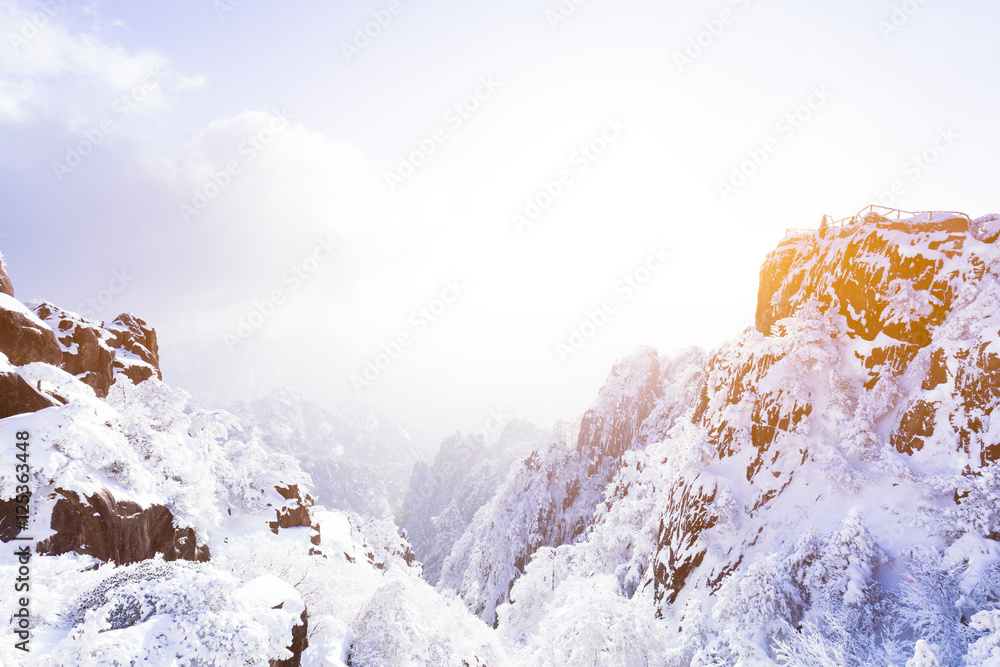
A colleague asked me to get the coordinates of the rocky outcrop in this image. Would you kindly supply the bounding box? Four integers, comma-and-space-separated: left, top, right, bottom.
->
0, 297, 62, 367
0, 371, 59, 419
269, 485, 321, 546
0, 265, 160, 396
757, 212, 972, 344
107, 313, 162, 385
755, 241, 800, 337
36, 488, 210, 565
639, 209, 1000, 616
30, 301, 162, 397
754, 211, 1000, 473
32, 301, 116, 395
270, 608, 309, 667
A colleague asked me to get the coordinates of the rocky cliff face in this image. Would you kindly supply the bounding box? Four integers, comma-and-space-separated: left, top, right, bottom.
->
0, 294, 62, 368
0, 257, 314, 574
754, 212, 1000, 468
632, 211, 1000, 618
0, 260, 201, 568
452, 210, 1000, 665
30, 301, 162, 397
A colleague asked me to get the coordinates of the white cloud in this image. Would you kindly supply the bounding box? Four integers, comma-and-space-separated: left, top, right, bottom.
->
0, 0, 202, 125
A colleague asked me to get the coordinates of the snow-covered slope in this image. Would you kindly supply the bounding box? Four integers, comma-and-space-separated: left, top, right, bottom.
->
0, 271, 500, 666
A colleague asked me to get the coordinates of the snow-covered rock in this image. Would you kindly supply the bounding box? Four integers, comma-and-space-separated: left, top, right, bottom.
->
30, 301, 162, 397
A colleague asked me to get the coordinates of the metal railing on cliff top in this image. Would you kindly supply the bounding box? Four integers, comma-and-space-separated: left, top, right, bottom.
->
784, 204, 969, 237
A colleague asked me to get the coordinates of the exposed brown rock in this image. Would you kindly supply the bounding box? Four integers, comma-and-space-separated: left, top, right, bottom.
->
651, 480, 718, 608
107, 313, 162, 384
577, 349, 662, 471
0, 371, 58, 419
755, 242, 801, 336
32, 301, 116, 396
860, 343, 921, 389
891, 399, 937, 455
922, 348, 949, 390
269, 485, 321, 546
29, 303, 163, 396
36, 488, 210, 565
756, 223, 965, 348
0, 301, 62, 367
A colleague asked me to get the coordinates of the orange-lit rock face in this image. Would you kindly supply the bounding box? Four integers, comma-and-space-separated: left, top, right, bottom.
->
757, 216, 973, 345
754, 214, 1000, 468
632, 212, 1000, 615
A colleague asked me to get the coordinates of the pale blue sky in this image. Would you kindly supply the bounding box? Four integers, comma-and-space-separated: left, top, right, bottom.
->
0, 0, 997, 440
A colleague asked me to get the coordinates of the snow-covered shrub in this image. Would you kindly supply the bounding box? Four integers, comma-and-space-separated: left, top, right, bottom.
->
894, 535, 1000, 665
966, 610, 1000, 666
713, 515, 891, 665
106, 376, 308, 538
349, 579, 505, 667
905, 640, 942, 667
44, 558, 300, 666
714, 551, 798, 663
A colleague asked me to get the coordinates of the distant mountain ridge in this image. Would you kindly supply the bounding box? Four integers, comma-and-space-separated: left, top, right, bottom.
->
401, 419, 549, 584
229, 388, 432, 518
